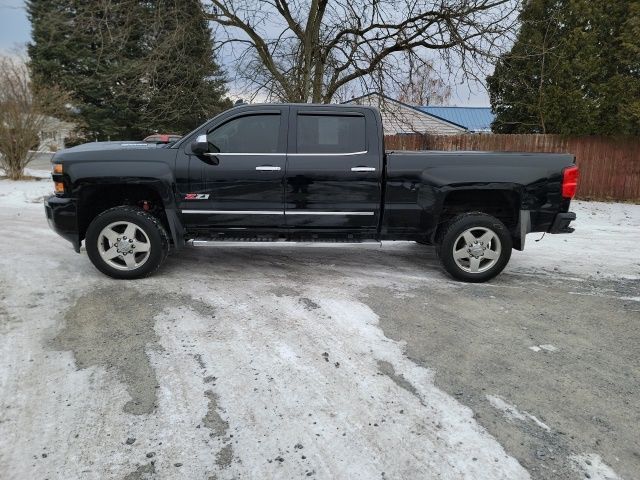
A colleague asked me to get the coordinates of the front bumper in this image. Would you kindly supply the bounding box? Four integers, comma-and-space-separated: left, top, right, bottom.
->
44, 195, 81, 252
549, 212, 576, 234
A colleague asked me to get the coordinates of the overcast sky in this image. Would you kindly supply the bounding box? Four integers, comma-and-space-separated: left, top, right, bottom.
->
0, 0, 492, 106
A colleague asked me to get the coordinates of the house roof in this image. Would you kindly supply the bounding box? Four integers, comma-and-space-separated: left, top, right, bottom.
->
418, 106, 494, 133
344, 92, 467, 131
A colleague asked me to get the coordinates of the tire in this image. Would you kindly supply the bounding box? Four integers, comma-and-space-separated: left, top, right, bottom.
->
436, 212, 512, 283
85, 206, 169, 279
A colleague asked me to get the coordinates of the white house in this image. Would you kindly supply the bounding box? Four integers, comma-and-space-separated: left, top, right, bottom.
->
38, 116, 75, 151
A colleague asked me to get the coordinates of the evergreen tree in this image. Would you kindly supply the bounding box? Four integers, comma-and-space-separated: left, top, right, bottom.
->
487, 0, 640, 135
134, 0, 231, 135
27, 0, 230, 140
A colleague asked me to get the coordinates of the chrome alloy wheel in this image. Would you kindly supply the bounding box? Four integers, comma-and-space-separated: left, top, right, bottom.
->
97, 221, 152, 271
452, 227, 502, 274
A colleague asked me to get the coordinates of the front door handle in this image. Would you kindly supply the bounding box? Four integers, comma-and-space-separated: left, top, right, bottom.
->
256, 166, 281, 171
351, 166, 376, 172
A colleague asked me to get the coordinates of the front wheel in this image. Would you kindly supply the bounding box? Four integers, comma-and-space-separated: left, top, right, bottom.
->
85, 206, 169, 279
436, 213, 512, 283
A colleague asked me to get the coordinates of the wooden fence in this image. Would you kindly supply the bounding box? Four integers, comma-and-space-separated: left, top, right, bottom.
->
384, 134, 640, 202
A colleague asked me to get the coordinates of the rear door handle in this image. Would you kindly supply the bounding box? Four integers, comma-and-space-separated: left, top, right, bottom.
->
351, 167, 376, 172
256, 166, 281, 171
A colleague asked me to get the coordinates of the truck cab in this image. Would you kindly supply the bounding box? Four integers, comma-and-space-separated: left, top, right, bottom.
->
174, 104, 383, 237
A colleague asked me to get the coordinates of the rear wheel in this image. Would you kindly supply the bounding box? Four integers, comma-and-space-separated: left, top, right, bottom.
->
436, 212, 512, 282
85, 206, 169, 279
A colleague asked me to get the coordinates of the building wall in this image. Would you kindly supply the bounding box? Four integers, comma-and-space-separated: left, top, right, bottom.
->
38, 117, 75, 151
347, 94, 466, 135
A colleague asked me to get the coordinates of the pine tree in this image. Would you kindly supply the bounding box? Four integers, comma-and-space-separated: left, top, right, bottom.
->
133, 0, 231, 135
487, 0, 640, 135
27, 0, 230, 140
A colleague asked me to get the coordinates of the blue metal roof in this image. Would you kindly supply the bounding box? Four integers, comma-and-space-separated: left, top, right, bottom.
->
418, 106, 494, 133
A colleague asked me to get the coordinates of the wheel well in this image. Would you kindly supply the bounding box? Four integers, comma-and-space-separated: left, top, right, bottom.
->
78, 185, 168, 241
437, 189, 520, 239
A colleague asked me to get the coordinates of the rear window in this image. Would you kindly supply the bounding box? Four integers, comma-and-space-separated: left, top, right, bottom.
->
297, 114, 366, 154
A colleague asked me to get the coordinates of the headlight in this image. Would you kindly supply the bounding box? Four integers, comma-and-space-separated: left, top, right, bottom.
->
52, 163, 64, 194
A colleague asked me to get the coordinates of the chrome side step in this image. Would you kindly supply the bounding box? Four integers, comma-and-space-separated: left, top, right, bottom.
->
189, 239, 382, 248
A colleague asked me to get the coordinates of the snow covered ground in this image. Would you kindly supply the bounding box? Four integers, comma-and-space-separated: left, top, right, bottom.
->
510, 200, 639, 281
0, 173, 637, 480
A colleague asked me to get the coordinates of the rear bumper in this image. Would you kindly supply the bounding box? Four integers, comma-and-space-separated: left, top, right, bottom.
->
549, 212, 576, 234
44, 195, 81, 252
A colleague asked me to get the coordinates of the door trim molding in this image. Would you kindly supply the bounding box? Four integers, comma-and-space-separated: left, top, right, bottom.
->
289, 151, 368, 156
285, 211, 375, 216
209, 152, 285, 156
181, 210, 375, 216
202, 151, 368, 157
181, 210, 283, 215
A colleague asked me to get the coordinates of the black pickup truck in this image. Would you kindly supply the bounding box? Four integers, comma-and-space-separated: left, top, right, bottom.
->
44, 103, 578, 282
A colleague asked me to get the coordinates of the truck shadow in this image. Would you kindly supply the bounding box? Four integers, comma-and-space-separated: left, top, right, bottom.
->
164, 241, 445, 280
161, 241, 610, 291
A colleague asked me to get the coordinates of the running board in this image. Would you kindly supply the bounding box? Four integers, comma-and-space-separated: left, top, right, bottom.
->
189, 238, 381, 247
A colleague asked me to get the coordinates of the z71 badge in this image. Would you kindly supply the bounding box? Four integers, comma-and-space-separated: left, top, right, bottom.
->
184, 193, 210, 200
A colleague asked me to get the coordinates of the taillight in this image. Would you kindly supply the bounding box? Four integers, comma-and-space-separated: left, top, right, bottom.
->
562, 165, 579, 199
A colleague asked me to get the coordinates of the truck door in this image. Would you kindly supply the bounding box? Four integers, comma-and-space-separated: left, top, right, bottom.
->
284, 107, 382, 232
178, 107, 288, 228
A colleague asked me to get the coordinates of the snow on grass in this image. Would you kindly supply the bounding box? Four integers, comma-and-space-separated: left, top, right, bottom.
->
0, 172, 53, 207
23, 167, 53, 179
510, 200, 640, 280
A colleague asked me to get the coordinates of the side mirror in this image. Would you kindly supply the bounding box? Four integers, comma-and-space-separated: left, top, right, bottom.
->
190, 134, 209, 155
190, 134, 220, 165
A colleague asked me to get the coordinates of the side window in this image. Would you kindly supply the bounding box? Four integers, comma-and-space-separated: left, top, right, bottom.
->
297, 114, 366, 154
207, 114, 281, 153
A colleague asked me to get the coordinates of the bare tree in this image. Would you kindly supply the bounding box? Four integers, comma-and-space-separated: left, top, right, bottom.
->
205, 0, 519, 103
0, 55, 69, 180
395, 60, 451, 106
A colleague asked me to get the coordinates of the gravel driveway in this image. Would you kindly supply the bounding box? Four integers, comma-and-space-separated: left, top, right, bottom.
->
0, 175, 638, 480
